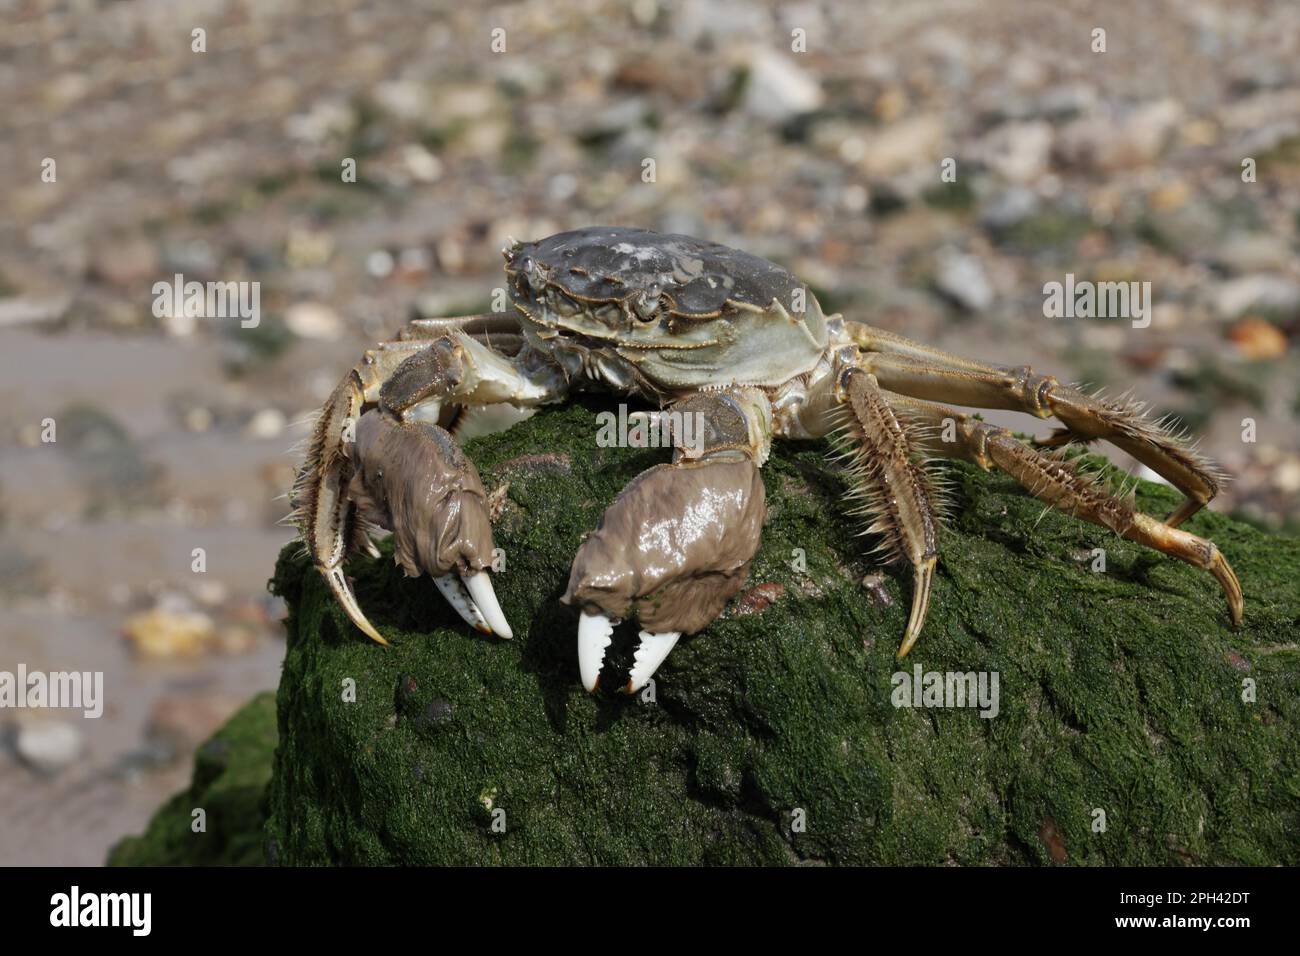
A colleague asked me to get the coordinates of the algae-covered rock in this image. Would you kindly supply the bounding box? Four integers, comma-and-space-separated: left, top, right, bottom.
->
109, 693, 276, 866
266, 395, 1300, 865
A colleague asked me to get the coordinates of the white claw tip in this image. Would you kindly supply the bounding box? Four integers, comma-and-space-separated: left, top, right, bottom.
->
463, 571, 513, 639
626, 630, 681, 693
577, 610, 615, 692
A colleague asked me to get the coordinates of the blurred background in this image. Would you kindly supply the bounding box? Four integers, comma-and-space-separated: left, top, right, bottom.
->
1, 0, 1297, 865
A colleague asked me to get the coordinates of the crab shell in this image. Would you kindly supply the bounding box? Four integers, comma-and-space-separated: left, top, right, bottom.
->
503, 226, 832, 392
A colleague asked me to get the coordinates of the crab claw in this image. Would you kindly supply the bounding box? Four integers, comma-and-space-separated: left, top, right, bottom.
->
433, 574, 492, 634
564, 458, 766, 691
577, 609, 615, 692
352, 410, 513, 639
463, 570, 512, 638
626, 630, 681, 693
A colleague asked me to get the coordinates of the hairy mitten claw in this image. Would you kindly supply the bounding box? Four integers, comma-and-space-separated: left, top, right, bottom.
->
563, 458, 766, 692
349, 409, 512, 639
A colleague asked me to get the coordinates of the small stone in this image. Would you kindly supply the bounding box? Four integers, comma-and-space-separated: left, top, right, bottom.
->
401, 144, 443, 183
980, 187, 1040, 231
284, 302, 342, 341
423, 699, 454, 725
734, 582, 786, 616
1213, 233, 1292, 274
1148, 180, 1191, 213
1227, 317, 1288, 360
285, 230, 334, 269
367, 250, 395, 278
192, 579, 228, 607
15, 720, 83, 774
1213, 276, 1300, 320
860, 574, 894, 608
976, 121, 1052, 183
1055, 99, 1183, 171
123, 608, 217, 659
741, 47, 823, 122
933, 250, 994, 312
1272, 458, 1300, 494
245, 408, 288, 439
856, 116, 944, 177
0, 296, 71, 328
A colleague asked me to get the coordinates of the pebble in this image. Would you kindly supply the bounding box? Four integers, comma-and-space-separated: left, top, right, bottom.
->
1227, 317, 1288, 360
0, 296, 71, 327
1213, 276, 1300, 319
284, 301, 342, 340
741, 47, 823, 122
1212, 233, 1292, 274
15, 720, 84, 774
244, 407, 288, 439
981, 187, 1040, 231
933, 250, 994, 312
122, 607, 217, 659
977, 121, 1052, 183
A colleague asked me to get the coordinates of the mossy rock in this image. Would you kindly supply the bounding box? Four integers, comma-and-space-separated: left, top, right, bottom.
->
108, 692, 276, 866
258, 395, 1299, 865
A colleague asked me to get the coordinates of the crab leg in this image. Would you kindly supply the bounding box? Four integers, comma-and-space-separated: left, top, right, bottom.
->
882, 393, 1243, 627
293, 370, 390, 644
835, 368, 941, 658
849, 324, 1223, 528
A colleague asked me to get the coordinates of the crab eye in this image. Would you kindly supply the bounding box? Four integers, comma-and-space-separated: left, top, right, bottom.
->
523, 258, 547, 292
633, 285, 661, 321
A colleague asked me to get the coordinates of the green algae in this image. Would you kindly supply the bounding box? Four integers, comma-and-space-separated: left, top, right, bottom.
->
262, 395, 1300, 865
108, 692, 277, 866
112, 395, 1300, 865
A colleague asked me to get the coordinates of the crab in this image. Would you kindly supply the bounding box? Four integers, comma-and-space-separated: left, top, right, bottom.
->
291, 226, 1243, 693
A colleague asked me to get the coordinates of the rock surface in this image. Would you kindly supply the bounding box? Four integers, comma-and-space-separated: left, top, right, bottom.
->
116, 398, 1300, 865
107, 694, 276, 867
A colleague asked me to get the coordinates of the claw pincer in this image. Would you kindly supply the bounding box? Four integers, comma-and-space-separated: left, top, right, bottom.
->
342, 409, 512, 641
562, 458, 766, 692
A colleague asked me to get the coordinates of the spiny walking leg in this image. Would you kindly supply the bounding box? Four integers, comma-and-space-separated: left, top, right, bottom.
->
834, 367, 941, 658
847, 323, 1222, 528
881, 393, 1243, 627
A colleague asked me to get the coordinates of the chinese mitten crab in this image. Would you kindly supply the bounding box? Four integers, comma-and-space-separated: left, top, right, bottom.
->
291, 227, 1242, 692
